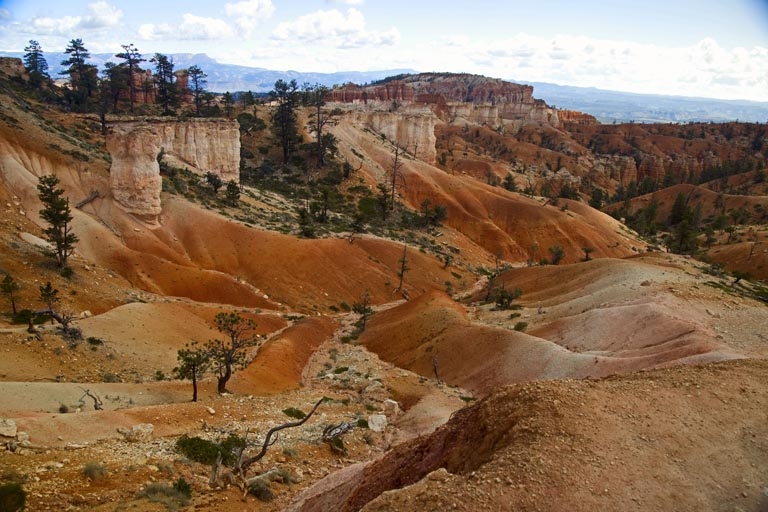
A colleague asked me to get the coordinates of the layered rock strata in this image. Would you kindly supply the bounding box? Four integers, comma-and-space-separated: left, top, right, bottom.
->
106, 118, 239, 218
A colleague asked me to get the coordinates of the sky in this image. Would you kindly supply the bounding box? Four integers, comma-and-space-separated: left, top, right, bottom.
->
0, 0, 767, 101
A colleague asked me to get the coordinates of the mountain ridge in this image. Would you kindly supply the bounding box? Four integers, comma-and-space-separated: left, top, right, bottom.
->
3, 51, 767, 122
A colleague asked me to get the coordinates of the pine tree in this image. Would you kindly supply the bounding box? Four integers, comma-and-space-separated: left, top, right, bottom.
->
115, 44, 146, 113
270, 79, 299, 164
23, 40, 49, 87
1, 274, 20, 315
187, 65, 207, 116
37, 175, 78, 268
151, 53, 177, 115
174, 341, 210, 402
61, 39, 97, 111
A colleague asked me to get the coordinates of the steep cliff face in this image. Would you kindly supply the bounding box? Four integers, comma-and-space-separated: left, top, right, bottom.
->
329, 73, 594, 130
328, 73, 595, 167
347, 110, 438, 164
106, 118, 240, 218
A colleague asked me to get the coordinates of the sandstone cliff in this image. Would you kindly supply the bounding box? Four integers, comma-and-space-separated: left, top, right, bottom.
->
328, 73, 595, 166
329, 73, 595, 131
106, 118, 240, 218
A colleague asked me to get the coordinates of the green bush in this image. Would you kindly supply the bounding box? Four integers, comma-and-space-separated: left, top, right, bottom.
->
514, 322, 528, 332
172, 477, 192, 499
175, 434, 245, 466
138, 482, 190, 508
282, 407, 306, 420
248, 479, 274, 501
0, 482, 26, 512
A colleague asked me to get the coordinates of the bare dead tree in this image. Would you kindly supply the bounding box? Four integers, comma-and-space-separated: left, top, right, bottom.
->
432, 353, 441, 385
209, 397, 328, 492
78, 388, 103, 410
390, 142, 405, 210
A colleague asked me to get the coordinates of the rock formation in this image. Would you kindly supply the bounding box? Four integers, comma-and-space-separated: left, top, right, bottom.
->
328, 73, 595, 166
106, 118, 240, 219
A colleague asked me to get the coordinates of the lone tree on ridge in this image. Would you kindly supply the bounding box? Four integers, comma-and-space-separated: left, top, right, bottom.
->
37, 174, 78, 268
206, 312, 261, 394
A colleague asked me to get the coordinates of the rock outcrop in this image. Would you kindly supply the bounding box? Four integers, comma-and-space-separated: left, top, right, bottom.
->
328, 73, 595, 166
106, 118, 240, 219
329, 73, 595, 131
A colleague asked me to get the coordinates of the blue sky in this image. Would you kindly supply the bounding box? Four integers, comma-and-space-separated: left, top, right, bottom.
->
0, 0, 766, 101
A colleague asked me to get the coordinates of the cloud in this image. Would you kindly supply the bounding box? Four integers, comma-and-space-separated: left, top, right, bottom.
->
27, 1, 122, 35
79, 1, 123, 29
326, 0, 364, 4
272, 8, 399, 48
452, 33, 768, 101
224, 0, 275, 35
139, 14, 234, 41
0, 8, 11, 21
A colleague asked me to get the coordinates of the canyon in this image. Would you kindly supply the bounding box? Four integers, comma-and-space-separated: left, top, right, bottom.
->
0, 63, 766, 512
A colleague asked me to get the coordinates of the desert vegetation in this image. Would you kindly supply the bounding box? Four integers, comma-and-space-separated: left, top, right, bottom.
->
0, 46, 766, 512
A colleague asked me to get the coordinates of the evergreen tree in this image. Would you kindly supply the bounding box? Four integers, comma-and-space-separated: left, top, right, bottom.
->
187, 65, 207, 116
225, 180, 240, 206
205, 313, 260, 394
270, 79, 299, 164
23, 40, 49, 87
1, 274, 20, 315
303, 83, 337, 166
37, 175, 78, 268
174, 341, 210, 402
150, 53, 177, 115
102, 62, 129, 114
503, 173, 518, 192
61, 39, 97, 110
115, 44, 146, 113
221, 91, 234, 118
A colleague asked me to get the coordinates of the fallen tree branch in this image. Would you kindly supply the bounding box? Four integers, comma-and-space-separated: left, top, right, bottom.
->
78, 388, 103, 410
237, 397, 327, 476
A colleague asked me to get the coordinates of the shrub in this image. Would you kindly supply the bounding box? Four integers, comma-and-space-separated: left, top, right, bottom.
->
0, 482, 26, 512
514, 322, 528, 332
282, 407, 306, 420
83, 462, 107, 481
59, 403, 69, 413
138, 482, 190, 508
356, 418, 369, 429
172, 477, 192, 499
175, 434, 244, 466
248, 479, 274, 502
175, 435, 220, 465
86, 336, 104, 346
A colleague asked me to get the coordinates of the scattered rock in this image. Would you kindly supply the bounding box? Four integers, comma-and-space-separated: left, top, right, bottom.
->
368, 414, 388, 433
206, 406, 216, 415
0, 418, 18, 438
117, 423, 154, 442
382, 399, 401, 418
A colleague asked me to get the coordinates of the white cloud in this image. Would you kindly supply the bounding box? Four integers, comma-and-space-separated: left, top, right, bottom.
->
26, 1, 122, 35
79, 1, 123, 29
139, 14, 234, 41
0, 8, 11, 21
448, 34, 768, 101
272, 8, 399, 48
224, 0, 275, 35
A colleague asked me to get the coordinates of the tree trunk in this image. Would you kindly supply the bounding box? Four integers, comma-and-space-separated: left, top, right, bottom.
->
217, 364, 231, 394
192, 372, 198, 402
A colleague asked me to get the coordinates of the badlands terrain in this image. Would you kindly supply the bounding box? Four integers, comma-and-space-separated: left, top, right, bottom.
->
0, 63, 767, 511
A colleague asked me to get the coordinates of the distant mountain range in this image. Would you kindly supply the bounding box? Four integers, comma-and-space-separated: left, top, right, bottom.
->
4, 51, 768, 124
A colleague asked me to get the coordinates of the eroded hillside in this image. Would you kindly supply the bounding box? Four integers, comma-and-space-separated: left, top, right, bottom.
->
0, 65, 766, 512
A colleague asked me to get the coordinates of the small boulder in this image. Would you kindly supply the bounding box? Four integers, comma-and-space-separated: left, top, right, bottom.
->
0, 419, 17, 438
118, 423, 154, 442
382, 399, 401, 418
368, 414, 387, 433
